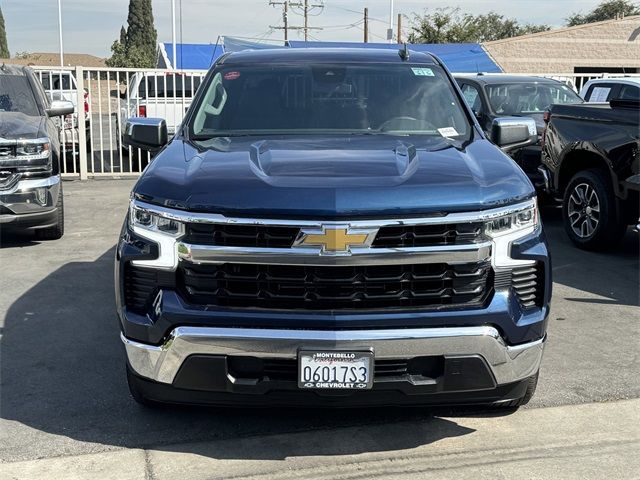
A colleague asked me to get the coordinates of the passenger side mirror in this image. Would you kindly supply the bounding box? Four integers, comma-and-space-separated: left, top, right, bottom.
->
46, 100, 74, 117
490, 117, 538, 153
123, 118, 168, 152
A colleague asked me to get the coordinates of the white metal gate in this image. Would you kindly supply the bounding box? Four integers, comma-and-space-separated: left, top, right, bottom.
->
31, 66, 640, 179
34, 66, 207, 179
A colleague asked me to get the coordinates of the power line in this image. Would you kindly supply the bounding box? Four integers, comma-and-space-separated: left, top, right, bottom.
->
269, 0, 324, 42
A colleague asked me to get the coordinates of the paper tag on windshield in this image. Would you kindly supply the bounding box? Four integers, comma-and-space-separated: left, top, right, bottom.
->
438, 127, 459, 137
411, 67, 434, 76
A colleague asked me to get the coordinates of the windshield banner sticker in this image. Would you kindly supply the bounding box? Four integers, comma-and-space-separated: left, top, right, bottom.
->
411, 67, 434, 77
438, 127, 459, 137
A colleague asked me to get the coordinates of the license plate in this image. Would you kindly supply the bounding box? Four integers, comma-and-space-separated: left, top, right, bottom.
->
298, 350, 373, 390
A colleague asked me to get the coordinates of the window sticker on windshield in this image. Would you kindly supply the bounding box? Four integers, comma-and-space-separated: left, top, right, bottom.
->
411, 67, 434, 77
438, 127, 459, 137
224, 71, 241, 81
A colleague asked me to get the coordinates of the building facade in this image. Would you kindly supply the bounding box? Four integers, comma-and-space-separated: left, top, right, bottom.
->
483, 16, 640, 74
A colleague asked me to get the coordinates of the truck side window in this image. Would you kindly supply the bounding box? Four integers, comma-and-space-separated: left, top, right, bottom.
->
460, 83, 483, 117
618, 85, 639, 101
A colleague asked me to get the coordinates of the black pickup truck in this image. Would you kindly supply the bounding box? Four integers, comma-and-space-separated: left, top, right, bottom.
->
541, 100, 639, 249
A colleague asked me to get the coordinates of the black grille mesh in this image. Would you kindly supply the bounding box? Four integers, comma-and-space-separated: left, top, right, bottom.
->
495, 263, 544, 310
372, 223, 484, 248
184, 222, 485, 249
178, 261, 493, 310
123, 265, 174, 314
185, 223, 299, 248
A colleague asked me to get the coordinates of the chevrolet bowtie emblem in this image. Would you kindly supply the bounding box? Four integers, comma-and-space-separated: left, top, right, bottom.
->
296, 227, 372, 253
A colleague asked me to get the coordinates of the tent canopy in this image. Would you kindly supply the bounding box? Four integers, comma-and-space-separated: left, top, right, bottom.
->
161, 42, 224, 70
287, 41, 501, 73
160, 39, 502, 73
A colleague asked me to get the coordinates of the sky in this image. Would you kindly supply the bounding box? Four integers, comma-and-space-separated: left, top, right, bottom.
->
2, 0, 609, 58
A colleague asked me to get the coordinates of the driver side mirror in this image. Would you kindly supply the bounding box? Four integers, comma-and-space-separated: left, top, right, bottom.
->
490, 117, 537, 153
123, 118, 168, 152
46, 100, 74, 117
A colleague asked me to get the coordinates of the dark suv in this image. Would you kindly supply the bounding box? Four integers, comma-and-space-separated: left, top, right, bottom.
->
117, 49, 551, 408
0, 65, 74, 239
455, 74, 582, 188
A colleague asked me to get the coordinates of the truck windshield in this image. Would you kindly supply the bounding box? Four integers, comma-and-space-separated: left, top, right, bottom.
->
486, 83, 581, 115
0, 75, 39, 116
190, 63, 471, 139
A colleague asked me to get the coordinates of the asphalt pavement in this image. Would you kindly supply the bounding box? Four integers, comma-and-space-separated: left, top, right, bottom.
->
0, 179, 638, 479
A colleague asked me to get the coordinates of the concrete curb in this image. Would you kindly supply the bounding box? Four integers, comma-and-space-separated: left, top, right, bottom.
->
2, 398, 639, 480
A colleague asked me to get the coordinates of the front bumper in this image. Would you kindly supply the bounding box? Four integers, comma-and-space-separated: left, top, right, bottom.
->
0, 176, 61, 229
123, 325, 544, 406
124, 325, 544, 386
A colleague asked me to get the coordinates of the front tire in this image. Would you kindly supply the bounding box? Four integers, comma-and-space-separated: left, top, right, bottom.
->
562, 169, 626, 250
35, 184, 64, 240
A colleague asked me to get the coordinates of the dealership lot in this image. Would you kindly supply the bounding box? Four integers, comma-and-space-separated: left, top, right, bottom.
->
0, 179, 638, 476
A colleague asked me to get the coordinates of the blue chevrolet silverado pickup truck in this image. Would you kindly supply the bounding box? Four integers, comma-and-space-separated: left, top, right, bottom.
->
116, 48, 551, 408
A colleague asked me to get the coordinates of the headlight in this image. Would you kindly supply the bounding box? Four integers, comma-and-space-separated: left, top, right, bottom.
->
0, 138, 50, 164
485, 200, 538, 238
16, 141, 50, 158
130, 204, 184, 237
486, 199, 539, 268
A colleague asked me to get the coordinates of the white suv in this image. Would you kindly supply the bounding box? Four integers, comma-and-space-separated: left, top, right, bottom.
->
579, 77, 640, 102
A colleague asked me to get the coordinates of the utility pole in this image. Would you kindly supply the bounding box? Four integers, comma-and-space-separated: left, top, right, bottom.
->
284, 0, 288, 41
364, 7, 368, 43
388, 0, 394, 43
269, 0, 323, 43
397, 13, 402, 44
303, 0, 308, 41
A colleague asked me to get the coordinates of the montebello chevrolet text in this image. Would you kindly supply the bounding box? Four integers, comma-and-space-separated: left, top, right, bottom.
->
116, 49, 551, 407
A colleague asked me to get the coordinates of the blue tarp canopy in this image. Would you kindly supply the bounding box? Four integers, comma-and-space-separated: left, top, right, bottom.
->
162, 42, 224, 70
160, 39, 502, 73
287, 41, 501, 73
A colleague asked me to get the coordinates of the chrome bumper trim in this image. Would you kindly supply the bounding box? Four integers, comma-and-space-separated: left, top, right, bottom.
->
0, 175, 60, 194
177, 242, 492, 266
122, 326, 545, 386
0, 176, 61, 214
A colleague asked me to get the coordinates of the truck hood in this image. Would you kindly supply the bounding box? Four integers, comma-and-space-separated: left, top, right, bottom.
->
0, 112, 45, 140
134, 135, 534, 217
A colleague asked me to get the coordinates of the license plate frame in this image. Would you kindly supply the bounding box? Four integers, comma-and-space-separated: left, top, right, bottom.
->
297, 349, 374, 390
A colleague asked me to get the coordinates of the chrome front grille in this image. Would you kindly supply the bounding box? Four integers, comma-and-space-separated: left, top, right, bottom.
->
125, 199, 549, 314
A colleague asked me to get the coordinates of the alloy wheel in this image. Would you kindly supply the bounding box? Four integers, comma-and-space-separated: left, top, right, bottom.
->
567, 182, 600, 238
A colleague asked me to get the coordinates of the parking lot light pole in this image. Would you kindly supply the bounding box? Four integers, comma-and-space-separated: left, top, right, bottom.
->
58, 0, 64, 66
171, 0, 177, 69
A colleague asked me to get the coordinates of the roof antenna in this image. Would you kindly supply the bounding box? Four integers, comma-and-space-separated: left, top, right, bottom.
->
398, 43, 409, 61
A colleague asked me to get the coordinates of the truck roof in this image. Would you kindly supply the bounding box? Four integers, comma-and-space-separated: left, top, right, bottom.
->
218, 48, 439, 66
0, 64, 31, 76
454, 73, 564, 85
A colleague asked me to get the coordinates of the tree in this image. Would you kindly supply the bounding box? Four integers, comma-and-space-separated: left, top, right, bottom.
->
0, 7, 9, 58
566, 0, 640, 26
106, 0, 157, 68
408, 7, 550, 44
